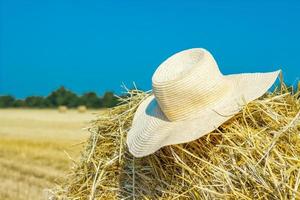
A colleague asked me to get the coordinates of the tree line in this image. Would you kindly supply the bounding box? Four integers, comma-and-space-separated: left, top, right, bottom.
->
0, 86, 119, 108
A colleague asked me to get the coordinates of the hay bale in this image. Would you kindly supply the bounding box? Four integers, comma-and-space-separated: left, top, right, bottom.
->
58, 106, 68, 113
52, 86, 300, 199
77, 105, 87, 113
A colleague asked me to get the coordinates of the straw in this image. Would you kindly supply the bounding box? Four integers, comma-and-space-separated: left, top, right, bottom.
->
51, 84, 300, 200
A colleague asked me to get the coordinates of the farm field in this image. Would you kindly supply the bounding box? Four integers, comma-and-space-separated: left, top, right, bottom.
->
0, 109, 103, 200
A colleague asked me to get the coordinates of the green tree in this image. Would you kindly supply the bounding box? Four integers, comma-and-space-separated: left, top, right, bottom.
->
0, 87, 120, 108
102, 91, 118, 108
25, 96, 46, 108
0, 95, 15, 107
46, 86, 79, 108
13, 99, 26, 107
80, 92, 102, 108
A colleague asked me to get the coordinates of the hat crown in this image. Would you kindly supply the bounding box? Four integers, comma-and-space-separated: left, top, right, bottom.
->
152, 48, 232, 121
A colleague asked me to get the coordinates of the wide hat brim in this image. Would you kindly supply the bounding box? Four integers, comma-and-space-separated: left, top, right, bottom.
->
127, 70, 280, 157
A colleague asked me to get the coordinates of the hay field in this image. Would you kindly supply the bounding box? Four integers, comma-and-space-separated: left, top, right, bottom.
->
0, 109, 103, 200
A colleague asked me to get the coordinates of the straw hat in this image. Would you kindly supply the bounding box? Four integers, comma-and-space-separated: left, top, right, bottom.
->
127, 48, 280, 157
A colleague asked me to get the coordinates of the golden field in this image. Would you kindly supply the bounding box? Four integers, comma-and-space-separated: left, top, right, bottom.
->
0, 108, 103, 200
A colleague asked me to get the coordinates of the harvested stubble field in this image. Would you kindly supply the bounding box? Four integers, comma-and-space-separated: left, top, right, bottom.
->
0, 109, 105, 200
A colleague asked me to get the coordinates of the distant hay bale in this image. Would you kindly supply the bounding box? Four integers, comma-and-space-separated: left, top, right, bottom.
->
52, 85, 300, 199
58, 106, 68, 113
77, 105, 87, 113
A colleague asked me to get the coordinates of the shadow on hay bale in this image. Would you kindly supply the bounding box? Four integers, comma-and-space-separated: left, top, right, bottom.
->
58, 105, 68, 113
52, 84, 300, 200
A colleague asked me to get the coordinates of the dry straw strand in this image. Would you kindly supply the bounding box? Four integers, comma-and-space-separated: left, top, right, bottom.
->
51, 84, 300, 200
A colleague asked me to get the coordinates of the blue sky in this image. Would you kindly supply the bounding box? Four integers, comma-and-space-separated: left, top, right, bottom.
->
1, 0, 299, 98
